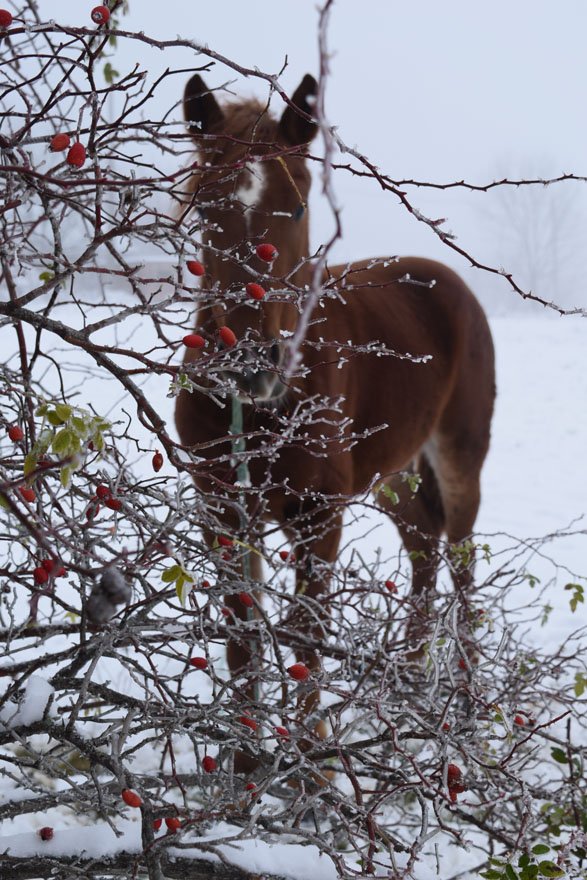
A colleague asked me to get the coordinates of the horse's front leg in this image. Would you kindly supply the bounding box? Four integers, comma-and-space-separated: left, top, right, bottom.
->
285, 505, 343, 735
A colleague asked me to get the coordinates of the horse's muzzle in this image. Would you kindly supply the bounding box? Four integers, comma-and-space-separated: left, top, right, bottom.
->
222, 341, 285, 403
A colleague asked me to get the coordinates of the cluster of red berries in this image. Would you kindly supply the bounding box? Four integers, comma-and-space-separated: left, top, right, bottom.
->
49, 132, 87, 167
152, 816, 183, 832
33, 558, 67, 585
447, 763, 466, 804
87, 484, 122, 519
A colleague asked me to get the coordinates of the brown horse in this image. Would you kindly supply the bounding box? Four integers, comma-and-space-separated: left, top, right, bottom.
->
175, 74, 495, 756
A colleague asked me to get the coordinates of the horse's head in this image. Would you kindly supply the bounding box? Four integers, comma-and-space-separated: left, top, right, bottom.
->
182, 73, 318, 401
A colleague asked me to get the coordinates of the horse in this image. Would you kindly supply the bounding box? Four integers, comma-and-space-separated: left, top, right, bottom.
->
174, 73, 495, 767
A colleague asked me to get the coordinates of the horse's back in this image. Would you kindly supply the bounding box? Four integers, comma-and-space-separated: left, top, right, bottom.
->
310, 256, 495, 487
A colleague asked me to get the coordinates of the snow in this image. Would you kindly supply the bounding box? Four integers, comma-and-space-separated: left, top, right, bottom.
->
0, 676, 55, 730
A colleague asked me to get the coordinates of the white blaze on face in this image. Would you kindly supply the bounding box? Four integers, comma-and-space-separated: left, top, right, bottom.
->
236, 162, 266, 234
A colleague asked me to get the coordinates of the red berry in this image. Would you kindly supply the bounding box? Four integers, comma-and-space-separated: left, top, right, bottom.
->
221, 606, 233, 619
91, 5, 110, 25
96, 484, 110, 500
384, 579, 397, 593
153, 818, 162, 831
86, 503, 100, 519
218, 535, 233, 547
121, 788, 142, 808
8, 425, 24, 442
105, 496, 122, 511
41, 559, 55, 573
279, 550, 295, 563
287, 662, 310, 682
152, 450, 164, 472
447, 763, 462, 784
0, 9, 13, 28
514, 714, 525, 726
54, 566, 67, 578
200, 579, 211, 589
245, 782, 256, 791
38, 826, 54, 841
442, 722, 451, 732
238, 591, 254, 609
66, 142, 86, 168
165, 816, 181, 832
33, 567, 49, 585
219, 326, 237, 347
186, 260, 205, 277
189, 656, 208, 670
246, 282, 266, 301
458, 657, 467, 671
183, 333, 206, 349
238, 715, 257, 732
50, 133, 71, 152
202, 755, 217, 773
18, 486, 35, 503
274, 725, 290, 739
255, 243, 278, 262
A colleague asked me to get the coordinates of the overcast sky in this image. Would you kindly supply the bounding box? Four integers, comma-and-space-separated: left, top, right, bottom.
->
31, 0, 587, 311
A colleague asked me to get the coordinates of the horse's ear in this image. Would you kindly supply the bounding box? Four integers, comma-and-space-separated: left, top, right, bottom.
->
184, 74, 224, 134
278, 74, 318, 145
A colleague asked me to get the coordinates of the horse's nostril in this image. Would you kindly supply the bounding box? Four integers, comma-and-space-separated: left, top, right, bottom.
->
270, 342, 281, 366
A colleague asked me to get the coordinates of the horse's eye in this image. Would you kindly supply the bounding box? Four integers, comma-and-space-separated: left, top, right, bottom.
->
270, 342, 281, 366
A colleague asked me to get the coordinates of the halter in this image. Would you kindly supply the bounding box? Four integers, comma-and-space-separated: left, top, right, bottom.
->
230, 395, 260, 703
276, 155, 306, 221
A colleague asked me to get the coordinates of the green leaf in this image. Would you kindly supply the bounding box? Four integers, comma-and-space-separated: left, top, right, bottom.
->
537, 862, 564, 878
519, 854, 530, 868
72, 417, 89, 437
39, 270, 54, 282
23, 452, 38, 477
47, 410, 66, 426
480, 872, 503, 880
531, 845, 550, 856
54, 404, 72, 422
103, 62, 120, 84
550, 748, 568, 764
161, 565, 182, 583
60, 466, 72, 488
52, 429, 73, 456
175, 577, 192, 606
505, 864, 519, 880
